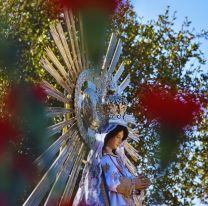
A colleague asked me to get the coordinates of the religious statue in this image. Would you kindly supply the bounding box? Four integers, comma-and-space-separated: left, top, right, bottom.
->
23, 8, 150, 206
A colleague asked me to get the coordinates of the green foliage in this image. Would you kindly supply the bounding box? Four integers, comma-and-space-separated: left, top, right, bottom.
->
0, 0, 208, 205
0, 0, 63, 112
109, 1, 208, 205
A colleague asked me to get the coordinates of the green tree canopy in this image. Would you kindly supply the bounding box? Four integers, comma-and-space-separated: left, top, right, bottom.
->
110, 1, 208, 205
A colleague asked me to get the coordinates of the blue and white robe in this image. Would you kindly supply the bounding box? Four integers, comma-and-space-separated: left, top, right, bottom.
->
101, 153, 136, 206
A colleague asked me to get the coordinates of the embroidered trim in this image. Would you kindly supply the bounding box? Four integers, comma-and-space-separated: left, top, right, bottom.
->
100, 179, 110, 206
116, 177, 132, 195
131, 177, 136, 195
133, 195, 142, 206
121, 194, 135, 206
116, 156, 124, 173
103, 163, 110, 173
111, 171, 120, 181
103, 152, 118, 158
116, 156, 123, 169
108, 155, 126, 177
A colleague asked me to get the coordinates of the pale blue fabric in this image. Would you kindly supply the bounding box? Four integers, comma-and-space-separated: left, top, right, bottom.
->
102, 154, 135, 205
73, 124, 134, 206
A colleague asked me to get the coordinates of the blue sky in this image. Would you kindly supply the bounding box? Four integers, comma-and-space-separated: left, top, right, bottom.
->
130, 0, 208, 73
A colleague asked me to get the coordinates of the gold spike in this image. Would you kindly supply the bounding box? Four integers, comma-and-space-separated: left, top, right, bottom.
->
45, 47, 75, 86
64, 144, 85, 201
34, 123, 78, 172
56, 23, 79, 79
59, 93, 72, 175
58, 92, 72, 180
68, 148, 86, 199
102, 33, 117, 70
44, 107, 74, 118
128, 132, 140, 143
128, 127, 140, 142
41, 57, 72, 94
50, 25, 77, 81
128, 127, 140, 134
41, 80, 72, 104
129, 131, 140, 138
22, 135, 79, 206
124, 141, 139, 162
47, 117, 76, 137
60, 146, 86, 205
125, 157, 137, 176
46, 140, 82, 205
60, 94, 71, 151
69, 9, 82, 71
82, 159, 87, 164
64, 9, 81, 73
119, 73, 130, 94
133, 195, 142, 206
79, 12, 86, 69
108, 39, 122, 75
113, 62, 124, 83
125, 141, 139, 155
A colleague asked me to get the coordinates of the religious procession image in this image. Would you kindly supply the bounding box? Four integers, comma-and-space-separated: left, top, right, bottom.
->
0, 0, 207, 206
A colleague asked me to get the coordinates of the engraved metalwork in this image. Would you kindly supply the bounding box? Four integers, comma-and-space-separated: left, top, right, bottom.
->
74, 69, 102, 145
116, 177, 132, 195
82, 88, 102, 130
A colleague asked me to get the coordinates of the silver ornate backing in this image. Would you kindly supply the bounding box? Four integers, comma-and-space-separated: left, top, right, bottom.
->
74, 68, 133, 147
74, 69, 102, 146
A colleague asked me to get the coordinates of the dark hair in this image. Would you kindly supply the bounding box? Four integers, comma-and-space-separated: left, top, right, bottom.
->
102, 125, 128, 154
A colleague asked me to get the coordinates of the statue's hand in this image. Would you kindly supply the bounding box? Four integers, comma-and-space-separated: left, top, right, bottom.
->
135, 174, 151, 190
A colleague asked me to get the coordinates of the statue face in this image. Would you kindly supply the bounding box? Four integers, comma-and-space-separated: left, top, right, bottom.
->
107, 130, 124, 151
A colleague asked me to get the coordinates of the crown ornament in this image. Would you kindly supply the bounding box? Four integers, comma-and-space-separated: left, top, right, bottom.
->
75, 65, 137, 147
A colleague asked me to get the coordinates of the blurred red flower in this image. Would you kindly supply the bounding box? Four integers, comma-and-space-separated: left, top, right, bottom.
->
12, 155, 38, 182
0, 119, 19, 154
4, 86, 19, 113
137, 85, 202, 169
54, 0, 120, 14
30, 84, 47, 104
139, 85, 200, 129
0, 193, 10, 206
5, 83, 46, 113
